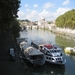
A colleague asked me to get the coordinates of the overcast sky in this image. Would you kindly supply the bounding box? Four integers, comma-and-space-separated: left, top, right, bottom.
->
17, 0, 75, 21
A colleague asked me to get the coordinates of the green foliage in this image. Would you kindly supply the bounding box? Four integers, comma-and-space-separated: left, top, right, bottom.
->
12, 19, 21, 39
0, 0, 20, 33
48, 21, 52, 24
55, 35, 75, 49
18, 19, 30, 22
55, 9, 75, 29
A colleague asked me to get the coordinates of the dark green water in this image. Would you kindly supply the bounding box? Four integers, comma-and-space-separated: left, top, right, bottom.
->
20, 29, 75, 75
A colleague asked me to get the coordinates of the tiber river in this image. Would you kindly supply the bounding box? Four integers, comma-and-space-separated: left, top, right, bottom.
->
20, 28, 75, 75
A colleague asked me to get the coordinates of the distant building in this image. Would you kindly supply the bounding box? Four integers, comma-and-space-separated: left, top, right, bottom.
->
38, 17, 47, 26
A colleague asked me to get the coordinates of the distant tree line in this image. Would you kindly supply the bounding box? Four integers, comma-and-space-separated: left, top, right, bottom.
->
48, 21, 53, 24
0, 0, 21, 38
55, 9, 75, 29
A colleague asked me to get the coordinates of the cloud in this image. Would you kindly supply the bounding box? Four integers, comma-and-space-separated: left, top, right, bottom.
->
24, 4, 29, 7
31, 10, 38, 15
26, 9, 31, 12
39, 9, 50, 18
43, 2, 54, 9
63, 0, 70, 5
34, 4, 38, 8
53, 7, 70, 19
26, 10, 39, 21
17, 11, 26, 19
38, 7, 70, 21
17, 7, 70, 21
39, 9, 53, 20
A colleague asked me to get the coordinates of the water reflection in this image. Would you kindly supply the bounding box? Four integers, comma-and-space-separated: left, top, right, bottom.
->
20, 29, 56, 45
55, 35, 75, 49
24, 62, 65, 75
65, 53, 75, 61
20, 29, 75, 75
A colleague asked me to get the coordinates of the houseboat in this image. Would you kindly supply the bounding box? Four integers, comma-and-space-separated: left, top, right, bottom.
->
19, 41, 45, 66
31, 40, 66, 65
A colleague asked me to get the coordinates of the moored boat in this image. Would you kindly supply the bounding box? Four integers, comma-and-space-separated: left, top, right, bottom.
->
24, 46, 45, 66
31, 40, 66, 65
19, 41, 45, 66
64, 47, 75, 54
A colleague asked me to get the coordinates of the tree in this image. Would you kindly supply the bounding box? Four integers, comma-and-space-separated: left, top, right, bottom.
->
12, 18, 21, 41
55, 9, 75, 29
0, 0, 20, 33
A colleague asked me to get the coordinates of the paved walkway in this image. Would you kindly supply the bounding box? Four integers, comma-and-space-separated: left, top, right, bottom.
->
0, 30, 31, 75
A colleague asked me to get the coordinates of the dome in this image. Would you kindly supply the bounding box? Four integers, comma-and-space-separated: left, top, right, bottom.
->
41, 17, 45, 21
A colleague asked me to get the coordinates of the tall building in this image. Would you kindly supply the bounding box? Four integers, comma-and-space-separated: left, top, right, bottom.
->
38, 17, 47, 26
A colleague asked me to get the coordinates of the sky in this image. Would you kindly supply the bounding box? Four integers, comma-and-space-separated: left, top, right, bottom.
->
17, 0, 75, 21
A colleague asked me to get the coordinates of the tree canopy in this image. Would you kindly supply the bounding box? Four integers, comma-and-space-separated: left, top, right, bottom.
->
55, 9, 75, 29
0, 0, 20, 33
12, 18, 21, 40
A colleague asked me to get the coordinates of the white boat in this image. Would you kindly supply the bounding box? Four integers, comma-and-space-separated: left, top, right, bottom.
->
31, 40, 66, 65
64, 47, 75, 54
16, 38, 28, 44
19, 41, 45, 66
20, 41, 30, 52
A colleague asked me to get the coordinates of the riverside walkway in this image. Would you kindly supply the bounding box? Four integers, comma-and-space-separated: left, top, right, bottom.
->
0, 30, 31, 75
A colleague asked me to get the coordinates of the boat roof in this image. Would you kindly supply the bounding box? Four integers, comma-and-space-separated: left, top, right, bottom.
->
32, 40, 61, 50
16, 38, 28, 44
32, 40, 49, 46
20, 41, 27, 45
20, 41, 30, 50
44, 44, 53, 49
22, 44, 30, 50
24, 47, 44, 56
44, 44, 62, 50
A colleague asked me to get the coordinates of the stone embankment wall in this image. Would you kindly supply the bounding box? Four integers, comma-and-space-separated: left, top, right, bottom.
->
23, 24, 75, 40
52, 27, 75, 40
37, 24, 75, 40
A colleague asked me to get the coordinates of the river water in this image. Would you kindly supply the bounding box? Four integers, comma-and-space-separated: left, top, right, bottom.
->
20, 29, 75, 75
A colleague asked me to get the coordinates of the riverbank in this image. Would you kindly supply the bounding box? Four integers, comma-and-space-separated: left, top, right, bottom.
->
37, 25, 75, 40
0, 30, 31, 75
52, 27, 75, 40
23, 25, 75, 40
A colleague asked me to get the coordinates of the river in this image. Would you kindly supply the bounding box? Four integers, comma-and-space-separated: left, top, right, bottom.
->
20, 29, 75, 75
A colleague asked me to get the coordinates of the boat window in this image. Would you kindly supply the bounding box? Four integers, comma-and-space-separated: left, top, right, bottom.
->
30, 56, 37, 59
40, 46, 43, 50
60, 53, 62, 56
50, 50, 53, 53
50, 51, 51, 52
56, 58, 57, 60
46, 57, 48, 59
55, 50, 56, 52
46, 51, 50, 53
57, 50, 58, 52
52, 51, 54, 52
49, 58, 51, 60
58, 58, 61, 60
52, 58, 54, 60
58, 50, 60, 52
39, 55, 43, 58
53, 50, 57, 52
